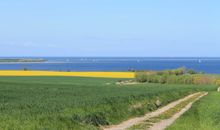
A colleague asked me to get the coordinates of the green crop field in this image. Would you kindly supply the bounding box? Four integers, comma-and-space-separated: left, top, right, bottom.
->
167, 92, 220, 130
0, 77, 216, 130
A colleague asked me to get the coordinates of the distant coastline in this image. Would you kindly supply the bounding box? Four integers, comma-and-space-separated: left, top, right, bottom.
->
0, 58, 47, 63
0, 57, 220, 74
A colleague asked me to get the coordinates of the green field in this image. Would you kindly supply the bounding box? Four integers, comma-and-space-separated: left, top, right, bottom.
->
167, 92, 220, 130
0, 77, 216, 130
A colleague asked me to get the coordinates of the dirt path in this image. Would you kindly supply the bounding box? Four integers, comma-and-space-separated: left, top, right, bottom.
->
149, 92, 208, 130
103, 92, 203, 130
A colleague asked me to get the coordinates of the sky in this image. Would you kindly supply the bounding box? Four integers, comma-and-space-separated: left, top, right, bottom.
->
0, 0, 220, 57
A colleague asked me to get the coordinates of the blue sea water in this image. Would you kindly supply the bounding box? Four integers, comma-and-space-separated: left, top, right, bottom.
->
0, 57, 220, 74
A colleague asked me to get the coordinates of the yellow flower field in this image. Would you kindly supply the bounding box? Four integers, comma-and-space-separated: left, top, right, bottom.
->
0, 71, 135, 78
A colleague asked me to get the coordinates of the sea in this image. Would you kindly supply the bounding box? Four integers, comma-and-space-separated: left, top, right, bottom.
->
0, 57, 220, 74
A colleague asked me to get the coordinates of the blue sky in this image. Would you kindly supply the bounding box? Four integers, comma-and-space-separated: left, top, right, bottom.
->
0, 0, 219, 57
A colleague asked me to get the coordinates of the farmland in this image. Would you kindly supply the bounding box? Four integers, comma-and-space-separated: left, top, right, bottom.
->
0, 76, 216, 130
167, 92, 220, 130
0, 71, 135, 78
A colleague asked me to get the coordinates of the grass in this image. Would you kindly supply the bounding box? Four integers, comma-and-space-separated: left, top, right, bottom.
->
0, 71, 135, 78
0, 76, 216, 130
167, 92, 220, 130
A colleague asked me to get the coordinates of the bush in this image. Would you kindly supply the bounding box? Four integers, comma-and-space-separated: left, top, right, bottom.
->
193, 76, 216, 85
172, 67, 186, 75
135, 71, 158, 83
135, 72, 148, 82
135, 68, 219, 85
215, 79, 220, 86
187, 69, 197, 74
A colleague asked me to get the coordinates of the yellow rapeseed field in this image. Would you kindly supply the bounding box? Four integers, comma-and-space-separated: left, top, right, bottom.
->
0, 71, 135, 78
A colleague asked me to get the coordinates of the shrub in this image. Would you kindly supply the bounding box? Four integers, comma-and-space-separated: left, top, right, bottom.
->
159, 75, 167, 84
135, 68, 219, 85
135, 71, 158, 83
135, 72, 148, 82
172, 67, 186, 75
215, 79, 220, 86
187, 69, 197, 74
193, 75, 216, 85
